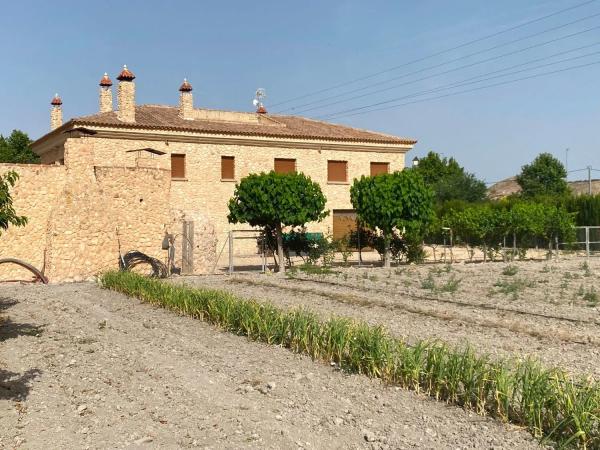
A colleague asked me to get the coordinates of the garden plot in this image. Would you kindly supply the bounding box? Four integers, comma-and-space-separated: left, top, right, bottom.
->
0, 282, 541, 449
180, 257, 600, 378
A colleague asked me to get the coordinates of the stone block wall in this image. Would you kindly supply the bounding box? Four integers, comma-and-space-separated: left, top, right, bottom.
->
86, 134, 407, 262
0, 138, 186, 282
0, 164, 66, 280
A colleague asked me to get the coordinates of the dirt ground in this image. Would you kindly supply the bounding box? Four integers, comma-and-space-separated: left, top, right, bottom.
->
0, 282, 542, 449
182, 257, 600, 379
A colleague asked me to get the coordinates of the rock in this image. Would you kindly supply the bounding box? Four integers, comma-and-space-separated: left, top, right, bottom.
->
134, 436, 153, 445
333, 417, 344, 426
275, 415, 283, 421
363, 430, 377, 442
77, 404, 87, 414
98, 319, 107, 329
266, 381, 276, 390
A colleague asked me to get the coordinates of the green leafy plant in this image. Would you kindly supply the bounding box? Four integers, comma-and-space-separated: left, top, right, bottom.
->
439, 275, 461, 294
228, 171, 328, 273
516, 152, 568, 198
502, 265, 519, 276
583, 287, 598, 306
0, 130, 39, 164
493, 277, 535, 300
350, 170, 434, 267
421, 273, 436, 291
0, 171, 27, 236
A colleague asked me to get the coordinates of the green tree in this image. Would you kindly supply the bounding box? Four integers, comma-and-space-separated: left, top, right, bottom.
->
351, 170, 434, 267
414, 151, 486, 203
516, 152, 568, 198
0, 171, 27, 236
0, 130, 39, 164
228, 171, 328, 273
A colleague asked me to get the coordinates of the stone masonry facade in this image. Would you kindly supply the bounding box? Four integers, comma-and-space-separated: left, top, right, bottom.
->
0, 66, 414, 282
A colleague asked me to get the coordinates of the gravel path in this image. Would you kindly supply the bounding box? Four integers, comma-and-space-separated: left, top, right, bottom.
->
178, 258, 600, 379
0, 282, 541, 449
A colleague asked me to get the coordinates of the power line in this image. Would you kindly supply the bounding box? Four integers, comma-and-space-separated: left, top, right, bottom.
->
319, 59, 600, 120
272, 0, 597, 109
315, 45, 600, 119
290, 27, 600, 115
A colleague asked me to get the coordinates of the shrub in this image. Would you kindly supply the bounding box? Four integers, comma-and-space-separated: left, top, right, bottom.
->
502, 265, 519, 276
228, 171, 328, 273
350, 170, 434, 267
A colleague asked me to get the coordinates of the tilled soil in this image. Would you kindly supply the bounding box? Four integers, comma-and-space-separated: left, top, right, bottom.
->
179, 258, 600, 378
0, 283, 541, 449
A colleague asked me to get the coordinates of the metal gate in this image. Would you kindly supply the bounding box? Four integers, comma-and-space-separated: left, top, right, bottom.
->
182, 220, 194, 274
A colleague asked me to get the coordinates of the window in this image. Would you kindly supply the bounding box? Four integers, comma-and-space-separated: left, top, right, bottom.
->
171, 154, 186, 179
274, 158, 296, 174
221, 156, 235, 180
327, 160, 347, 183
370, 162, 389, 176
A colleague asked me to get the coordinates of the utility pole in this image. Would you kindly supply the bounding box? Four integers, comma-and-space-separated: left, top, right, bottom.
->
588, 165, 592, 195
565, 148, 569, 174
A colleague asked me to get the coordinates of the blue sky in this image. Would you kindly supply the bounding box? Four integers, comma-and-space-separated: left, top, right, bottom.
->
2, 0, 600, 183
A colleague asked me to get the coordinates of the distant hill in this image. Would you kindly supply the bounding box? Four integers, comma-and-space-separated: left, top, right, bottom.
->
488, 177, 600, 200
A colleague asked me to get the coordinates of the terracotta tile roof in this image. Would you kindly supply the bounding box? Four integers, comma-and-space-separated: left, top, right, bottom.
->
51, 94, 62, 106
116, 65, 135, 81
179, 79, 193, 92
70, 104, 416, 144
99, 73, 113, 87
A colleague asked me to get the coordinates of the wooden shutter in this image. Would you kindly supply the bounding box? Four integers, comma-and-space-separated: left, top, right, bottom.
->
370, 162, 389, 176
328, 160, 347, 182
274, 158, 296, 174
171, 154, 185, 179
332, 210, 357, 240
221, 156, 235, 180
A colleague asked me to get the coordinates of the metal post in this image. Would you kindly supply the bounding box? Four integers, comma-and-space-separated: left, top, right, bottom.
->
261, 231, 266, 273
228, 230, 233, 274
586, 226, 590, 258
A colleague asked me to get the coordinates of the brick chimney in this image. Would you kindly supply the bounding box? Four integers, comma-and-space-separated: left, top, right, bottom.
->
99, 72, 113, 113
50, 94, 63, 130
178, 78, 193, 120
116, 65, 136, 123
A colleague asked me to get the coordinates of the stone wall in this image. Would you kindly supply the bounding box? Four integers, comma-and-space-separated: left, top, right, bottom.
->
86, 134, 406, 262
2, 129, 408, 281
0, 164, 66, 280
0, 138, 185, 282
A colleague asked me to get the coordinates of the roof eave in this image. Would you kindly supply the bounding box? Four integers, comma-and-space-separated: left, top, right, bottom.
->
70, 119, 417, 146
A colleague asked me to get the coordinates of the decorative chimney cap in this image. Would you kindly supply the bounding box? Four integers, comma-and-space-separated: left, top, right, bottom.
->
256, 105, 267, 114
179, 78, 193, 92
99, 72, 113, 86
51, 93, 63, 106
117, 64, 136, 81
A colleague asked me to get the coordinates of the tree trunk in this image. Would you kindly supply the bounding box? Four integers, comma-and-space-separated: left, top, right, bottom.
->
383, 233, 391, 268
275, 223, 285, 273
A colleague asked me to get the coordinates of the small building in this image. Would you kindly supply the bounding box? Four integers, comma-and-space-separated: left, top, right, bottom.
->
0, 66, 416, 281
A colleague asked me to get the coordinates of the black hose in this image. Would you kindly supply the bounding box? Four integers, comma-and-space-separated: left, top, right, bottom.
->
119, 251, 168, 278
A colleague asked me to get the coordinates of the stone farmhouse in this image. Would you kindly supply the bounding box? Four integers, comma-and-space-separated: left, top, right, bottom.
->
0, 66, 416, 282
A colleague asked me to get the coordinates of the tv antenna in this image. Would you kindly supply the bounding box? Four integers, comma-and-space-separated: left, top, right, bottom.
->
253, 88, 267, 110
